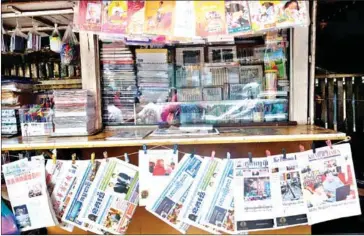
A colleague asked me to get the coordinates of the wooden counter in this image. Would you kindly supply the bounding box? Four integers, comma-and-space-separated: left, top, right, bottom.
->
2, 125, 345, 151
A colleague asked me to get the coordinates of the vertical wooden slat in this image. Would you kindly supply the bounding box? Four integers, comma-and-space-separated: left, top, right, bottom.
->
345, 77, 354, 133
355, 77, 364, 133
320, 78, 327, 128
337, 78, 344, 131
327, 79, 335, 129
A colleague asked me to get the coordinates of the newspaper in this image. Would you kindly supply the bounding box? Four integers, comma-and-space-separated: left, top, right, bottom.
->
297, 143, 361, 225
146, 153, 204, 234
178, 157, 223, 234
233, 157, 275, 232
202, 159, 236, 234
62, 160, 104, 233
268, 153, 308, 228
3, 158, 58, 231
78, 158, 139, 234
139, 149, 179, 206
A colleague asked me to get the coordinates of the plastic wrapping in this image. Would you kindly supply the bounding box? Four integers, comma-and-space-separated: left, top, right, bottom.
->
2, 25, 10, 53
49, 24, 62, 53
10, 26, 27, 53
60, 25, 79, 65
26, 25, 41, 51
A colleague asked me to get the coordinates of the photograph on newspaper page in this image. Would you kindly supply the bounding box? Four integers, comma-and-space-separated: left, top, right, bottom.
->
139, 149, 179, 206
178, 157, 223, 234
233, 157, 275, 232
3, 159, 58, 232
202, 159, 235, 234
268, 153, 308, 228
78, 158, 139, 234
146, 153, 204, 234
297, 143, 361, 225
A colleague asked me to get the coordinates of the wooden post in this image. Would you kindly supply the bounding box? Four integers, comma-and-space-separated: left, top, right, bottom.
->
79, 32, 102, 131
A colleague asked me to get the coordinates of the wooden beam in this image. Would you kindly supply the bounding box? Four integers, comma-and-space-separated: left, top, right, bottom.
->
7, 26, 68, 33
79, 32, 102, 131
1, 8, 73, 18
316, 73, 364, 79
32, 16, 55, 27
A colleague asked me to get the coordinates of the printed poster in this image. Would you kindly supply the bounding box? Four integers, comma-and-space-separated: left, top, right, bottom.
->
139, 149, 178, 206
146, 153, 204, 234
248, 1, 279, 31
233, 157, 275, 232
276, 1, 309, 28
195, 1, 227, 37
78, 1, 102, 32
79, 158, 139, 234
101, 1, 128, 34
127, 0, 145, 35
225, 0, 252, 35
297, 144, 361, 225
173, 1, 196, 38
268, 153, 308, 228
144, 0, 175, 36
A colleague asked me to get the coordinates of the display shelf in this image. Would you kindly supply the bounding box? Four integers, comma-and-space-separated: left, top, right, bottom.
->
1, 125, 346, 151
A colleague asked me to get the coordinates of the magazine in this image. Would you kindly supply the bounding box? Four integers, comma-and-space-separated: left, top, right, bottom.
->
79, 158, 139, 234
173, 1, 196, 38
149, 127, 219, 137
233, 157, 275, 232
178, 157, 223, 234
225, 0, 252, 35
194, 1, 227, 37
297, 143, 361, 225
146, 153, 204, 234
3, 159, 58, 232
202, 159, 236, 234
276, 1, 309, 28
143, 1, 175, 36
139, 149, 179, 206
268, 153, 308, 228
248, 1, 279, 31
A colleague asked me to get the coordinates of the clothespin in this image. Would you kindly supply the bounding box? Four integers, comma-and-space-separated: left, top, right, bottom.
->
248, 152, 253, 163
227, 152, 231, 160
91, 153, 95, 165
311, 142, 316, 154
190, 149, 195, 158
173, 144, 178, 154
299, 144, 305, 152
18, 153, 24, 160
72, 153, 76, 165
51, 153, 57, 164
25, 151, 30, 161
143, 144, 147, 154
124, 153, 129, 163
282, 148, 287, 159
325, 140, 333, 149
103, 151, 108, 162
265, 150, 271, 157
211, 151, 215, 160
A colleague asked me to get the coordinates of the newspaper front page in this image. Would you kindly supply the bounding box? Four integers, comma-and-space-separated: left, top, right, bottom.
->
139, 149, 178, 206
297, 143, 361, 225
178, 157, 223, 234
268, 153, 308, 228
146, 153, 204, 234
233, 157, 275, 232
79, 158, 139, 234
202, 159, 236, 234
3, 158, 58, 231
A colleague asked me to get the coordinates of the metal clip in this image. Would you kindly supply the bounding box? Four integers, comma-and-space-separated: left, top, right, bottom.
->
311, 142, 316, 154
91, 153, 95, 164
326, 140, 333, 149
227, 152, 231, 160
248, 152, 253, 163
173, 144, 178, 154
143, 144, 147, 154
282, 148, 287, 159
103, 151, 108, 162
72, 153, 76, 165
211, 150, 215, 160
124, 153, 129, 163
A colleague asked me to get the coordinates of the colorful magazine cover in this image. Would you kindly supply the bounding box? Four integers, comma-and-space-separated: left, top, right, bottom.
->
101, 1, 128, 34
297, 143, 361, 225
248, 1, 279, 31
146, 153, 204, 234
78, 1, 102, 32
144, 0, 175, 36
225, 0, 252, 35
276, 1, 309, 28
79, 158, 139, 234
127, 0, 145, 35
195, 1, 227, 37
139, 149, 179, 206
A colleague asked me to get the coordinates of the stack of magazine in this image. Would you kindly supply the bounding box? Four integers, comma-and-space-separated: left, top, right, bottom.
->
101, 42, 137, 125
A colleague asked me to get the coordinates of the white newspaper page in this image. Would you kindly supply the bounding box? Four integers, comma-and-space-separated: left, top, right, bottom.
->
146, 154, 204, 234
3, 159, 58, 232
178, 157, 223, 234
202, 159, 236, 234
297, 143, 361, 225
79, 158, 139, 234
139, 149, 178, 206
233, 157, 275, 232
268, 153, 308, 228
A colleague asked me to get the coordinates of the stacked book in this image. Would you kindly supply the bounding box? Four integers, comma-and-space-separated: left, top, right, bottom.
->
1, 109, 20, 137
136, 49, 171, 104
100, 42, 137, 125
53, 89, 96, 135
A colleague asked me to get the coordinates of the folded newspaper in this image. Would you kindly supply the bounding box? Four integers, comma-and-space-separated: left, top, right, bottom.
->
297, 143, 361, 225
3, 158, 58, 232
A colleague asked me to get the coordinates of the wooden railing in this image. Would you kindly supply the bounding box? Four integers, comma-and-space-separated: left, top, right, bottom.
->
314, 74, 364, 133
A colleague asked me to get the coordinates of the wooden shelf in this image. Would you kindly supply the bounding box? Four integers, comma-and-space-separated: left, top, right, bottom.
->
1, 125, 346, 151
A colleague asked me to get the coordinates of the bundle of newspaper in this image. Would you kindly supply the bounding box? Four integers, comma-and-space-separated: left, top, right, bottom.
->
53, 90, 96, 135
2, 157, 58, 232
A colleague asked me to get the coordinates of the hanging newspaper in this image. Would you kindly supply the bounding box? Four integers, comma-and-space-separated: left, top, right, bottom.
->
202, 159, 236, 234
146, 153, 204, 234
178, 157, 223, 234
297, 143, 361, 225
3, 158, 58, 232
139, 149, 179, 206
268, 152, 308, 228
48, 160, 89, 232
62, 160, 104, 233
233, 157, 275, 232
79, 158, 139, 234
